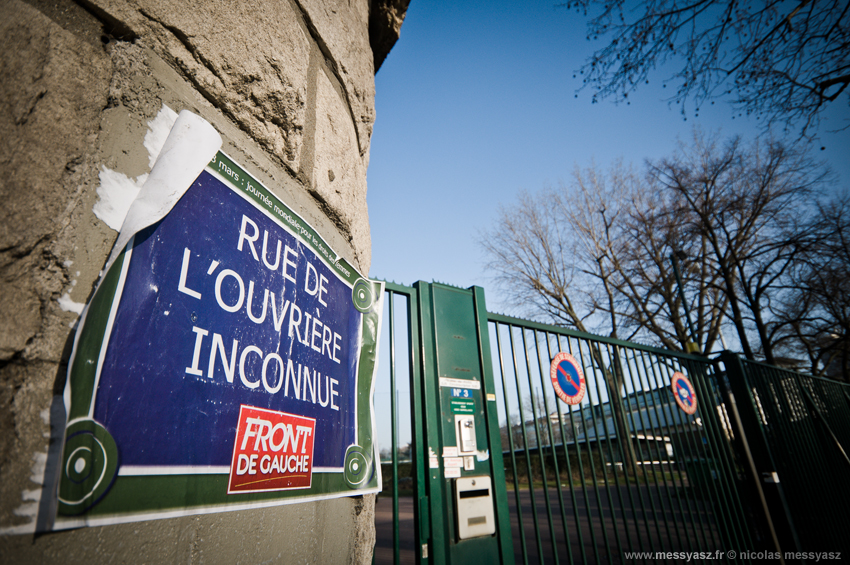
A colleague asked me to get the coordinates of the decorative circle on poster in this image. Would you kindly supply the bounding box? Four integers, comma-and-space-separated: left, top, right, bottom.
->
549, 352, 586, 405
344, 444, 371, 488
352, 278, 375, 312
57, 419, 119, 515
671, 372, 698, 415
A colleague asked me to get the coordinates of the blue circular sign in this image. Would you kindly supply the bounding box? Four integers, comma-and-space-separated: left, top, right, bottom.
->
550, 353, 585, 405
671, 372, 698, 415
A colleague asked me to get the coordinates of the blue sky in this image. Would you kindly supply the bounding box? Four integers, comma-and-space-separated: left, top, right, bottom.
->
366, 0, 850, 310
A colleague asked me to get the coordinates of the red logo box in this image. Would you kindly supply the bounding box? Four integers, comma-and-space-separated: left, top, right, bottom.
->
228, 405, 316, 494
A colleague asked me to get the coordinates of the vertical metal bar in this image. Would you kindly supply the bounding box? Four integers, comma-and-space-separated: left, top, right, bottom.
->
600, 347, 651, 558
536, 330, 574, 565
641, 352, 701, 555
781, 365, 830, 550
759, 363, 826, 549
647, 356, 711, 551
634, 350, 691, 554
388, 292, 400, 565
552, 334, 588, 564
785, 367, 839, 551
520, 328, 558, 563
610, 349, 649, 557
509, 325, 545, 563
495, 323, 529, 565
758, 362, 820, 549
614, 345, 667, 552
623, 350, 668, 548
588, 342, 627, 559
667, 358, 719, 551
563, 335, 601, 564
802, 374, 848, 552
820, 381, 850, 445
384, 283, 428, 564
520, 328, 558, 564
413, 282, 448, 562
717, 358, 784, 560
702, 360, 756, 551
679, 359, 732, 547
789, 368, 837, 551
406, 287, 430, 565
794, 374, 841, 551
680, 359, 729, 552
723, 353, 802, 555
608, 344, 660, 554
472, 289, 515, 565
812, 381, 850, 465
818, 380, 850, 548
569, 338, 614, 563
588, 343, 627, 558
770, 368, 816, 546
685, 359, 743, 552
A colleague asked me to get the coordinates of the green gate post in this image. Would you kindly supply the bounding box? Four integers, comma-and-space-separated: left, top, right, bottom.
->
472, 286, 514, 564
720, 351, 801, 555
414, 282, 514, 565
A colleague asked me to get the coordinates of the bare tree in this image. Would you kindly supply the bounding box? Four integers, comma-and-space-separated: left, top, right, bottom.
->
564, 0, 850, 135
482, 129, 840, 382
648, 131, 830, 364
481, 163, 725, 470
481, 177, 643, 467
481, 160, 727, 354
774, 192, 850, 378
609, 178, 729, 353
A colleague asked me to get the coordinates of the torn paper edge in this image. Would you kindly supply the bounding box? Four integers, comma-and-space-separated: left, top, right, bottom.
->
105, 110, 222, 271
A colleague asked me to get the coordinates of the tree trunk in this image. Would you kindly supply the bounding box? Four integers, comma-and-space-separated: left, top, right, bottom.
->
589, 343, 637, 473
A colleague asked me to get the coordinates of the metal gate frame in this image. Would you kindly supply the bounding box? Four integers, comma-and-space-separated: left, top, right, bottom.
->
380, 282, 515, 564
376, 282, 850, 564
486, 311, 755, 564
380, 282, 425, 564
722, 352, 850, 557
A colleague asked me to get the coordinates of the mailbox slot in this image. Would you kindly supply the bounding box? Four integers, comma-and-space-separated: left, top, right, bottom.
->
454, 475, 496, 540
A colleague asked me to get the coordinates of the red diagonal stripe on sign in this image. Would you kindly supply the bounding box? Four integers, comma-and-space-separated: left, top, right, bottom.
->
558, 364, 579, 390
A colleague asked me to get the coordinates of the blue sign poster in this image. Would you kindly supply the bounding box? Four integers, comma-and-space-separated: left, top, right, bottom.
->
671, 372, 698, 415
549, 352, 586, 405
56, 150, 384, 528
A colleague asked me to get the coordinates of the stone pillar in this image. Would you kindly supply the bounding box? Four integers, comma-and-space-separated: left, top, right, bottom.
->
0, 0, 407, 562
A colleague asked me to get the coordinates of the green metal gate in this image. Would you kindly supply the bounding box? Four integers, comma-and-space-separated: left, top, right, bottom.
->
486, 313, 754, 564
373, 282, 849, 564
374, 282, 514, 564
722, 353, 850, 557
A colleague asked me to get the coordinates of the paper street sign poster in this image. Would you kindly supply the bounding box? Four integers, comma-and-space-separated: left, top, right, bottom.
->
56, 113, 384, 529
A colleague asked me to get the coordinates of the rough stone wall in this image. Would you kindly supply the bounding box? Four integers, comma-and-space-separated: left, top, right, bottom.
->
0, 0, 407, 562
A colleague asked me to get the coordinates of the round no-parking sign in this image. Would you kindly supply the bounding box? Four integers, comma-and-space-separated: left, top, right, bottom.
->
550, 352, 586, 405
671, 372, 698, 415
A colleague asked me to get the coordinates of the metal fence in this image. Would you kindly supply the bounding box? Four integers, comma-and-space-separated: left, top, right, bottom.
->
488, 313, 754, 565
374, 284, 422, 565
372, 282, 850, 565
723, 355, 850, 556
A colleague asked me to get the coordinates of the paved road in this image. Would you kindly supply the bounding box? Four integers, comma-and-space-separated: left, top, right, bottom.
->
375, 496, 417, 565
505, 483, 726, 564
375, 484, 732, 564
